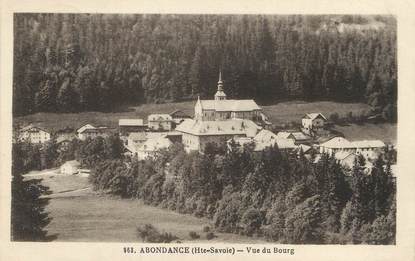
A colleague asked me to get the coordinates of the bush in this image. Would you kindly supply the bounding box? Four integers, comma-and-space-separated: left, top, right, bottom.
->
189, 231, 200, 239
241, 208, 264, 236
206, 232, 216, 240
202, 226, 211, 233
329, 112, 340, 123
136, 224, 178, 243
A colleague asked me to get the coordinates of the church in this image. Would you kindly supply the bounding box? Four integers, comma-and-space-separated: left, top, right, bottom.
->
194, 72, 263, 122
176, 72, 265, 152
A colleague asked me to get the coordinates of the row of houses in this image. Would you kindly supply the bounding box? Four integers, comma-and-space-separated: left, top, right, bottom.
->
15, 110, 191, 144
16, 72, 389, 174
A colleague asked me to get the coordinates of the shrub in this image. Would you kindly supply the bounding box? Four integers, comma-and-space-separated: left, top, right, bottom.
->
329, 112, 340, 123
206, 232, 216, 240
241, 208, 264, 236
189, 231, 200, 239
136, 224, 178, 243
202, 226, 211, 233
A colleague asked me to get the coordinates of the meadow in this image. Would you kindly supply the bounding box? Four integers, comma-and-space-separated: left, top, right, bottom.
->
15, 100, 371, 130
14, 100, 396, 144
24, 168, 266, 243
45, 194, 267, 243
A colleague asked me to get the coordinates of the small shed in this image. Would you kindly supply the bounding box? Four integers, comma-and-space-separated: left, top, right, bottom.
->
60, 160, 81, 175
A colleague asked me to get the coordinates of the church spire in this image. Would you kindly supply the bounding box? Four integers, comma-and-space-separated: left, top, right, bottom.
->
214, 70, 226, 100
217, 70, 223, 91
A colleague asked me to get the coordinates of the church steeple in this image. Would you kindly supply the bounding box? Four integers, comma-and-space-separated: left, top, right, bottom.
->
214, 70, 227, 100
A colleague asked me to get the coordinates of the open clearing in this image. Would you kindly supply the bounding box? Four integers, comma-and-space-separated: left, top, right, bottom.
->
334, 123, 397, 145
14, 100, 370, 131
27, 169, 265, 243
45, 194, 266, 243
14, 100, 395, 143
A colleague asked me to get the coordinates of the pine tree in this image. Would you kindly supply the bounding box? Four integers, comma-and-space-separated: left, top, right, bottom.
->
11, 144, 53, 241
284, 195, 323, 244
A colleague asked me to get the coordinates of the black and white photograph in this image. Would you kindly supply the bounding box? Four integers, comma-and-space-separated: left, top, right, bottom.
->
9, 13, 399, 245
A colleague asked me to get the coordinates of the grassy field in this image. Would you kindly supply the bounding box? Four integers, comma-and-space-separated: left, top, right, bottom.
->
45, 194, 267, 243
24, 169, 90, 194
262, 100, 371, 125
14, 100, 371, 132
13, 101, 195, 132
26, 169, 265, 243
334, 123, 397, 145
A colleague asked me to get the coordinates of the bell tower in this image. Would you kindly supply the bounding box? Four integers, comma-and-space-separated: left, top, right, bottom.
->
214, 71, 227, 101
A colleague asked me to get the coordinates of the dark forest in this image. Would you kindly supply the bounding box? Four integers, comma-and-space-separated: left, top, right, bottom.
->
13, 14, 396, 121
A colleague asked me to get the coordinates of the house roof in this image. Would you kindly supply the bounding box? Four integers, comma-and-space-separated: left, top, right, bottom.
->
321, 137, 386, 149
253, 130, 297, 149
76, 124, 96, 133
128, 132, 169, 142
298, 144, 312, 153
119, 119, 144, 126
277, 131, 291, 139
139, 136, 172, 152
128, 132, 147, 142
320, 137, 351, 148
275, 137, 297, 149
20, 125, 50, 134
199, 99, 261, 112
80, 126, 110, 134
170, 110, 191, 118
56, 134, 76, 144
304, 113, 327, 121
176, 119, 261, 137
148, 114, 172, 121
254, 129, 278, 142
334, 151, 356, 161
232, 134, 297, 151
350, 140, 386, 148
290, 132, 311, 141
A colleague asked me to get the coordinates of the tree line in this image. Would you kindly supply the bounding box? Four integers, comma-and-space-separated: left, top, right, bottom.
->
14, 14, 396, 121
11, 135, 396, 243
88, 141, 396, 244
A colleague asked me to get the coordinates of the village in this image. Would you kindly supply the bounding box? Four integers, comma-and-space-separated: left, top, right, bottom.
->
15, 72, 392, 177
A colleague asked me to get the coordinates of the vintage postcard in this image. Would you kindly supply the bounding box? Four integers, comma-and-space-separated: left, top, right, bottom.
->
0, 0, 414, 260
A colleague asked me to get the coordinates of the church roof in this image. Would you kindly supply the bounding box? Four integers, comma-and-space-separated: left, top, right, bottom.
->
176, 119, 261, 137
199, 99, 261, 112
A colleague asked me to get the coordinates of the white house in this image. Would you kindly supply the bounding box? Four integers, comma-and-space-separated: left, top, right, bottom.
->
19, 125, 51, 143
319, 136, 385, 160
334, 151, 358, 169
60, 160, 81, 175
118, 119, 145, 136
136, 136, 172, 160
277, 131, 311, 145
170, 110, 192, 125
302, 113, 327, 134
254, 129, 297, 150
77, 124, 111, 140
148, 114, 173, 131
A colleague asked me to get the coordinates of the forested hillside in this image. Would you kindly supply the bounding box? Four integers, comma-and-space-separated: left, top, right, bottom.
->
13, 14, 396, 120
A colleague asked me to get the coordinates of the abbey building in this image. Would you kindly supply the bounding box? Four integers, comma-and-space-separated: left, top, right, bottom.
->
176, 72, 267, 152
194, 72, 263, 122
